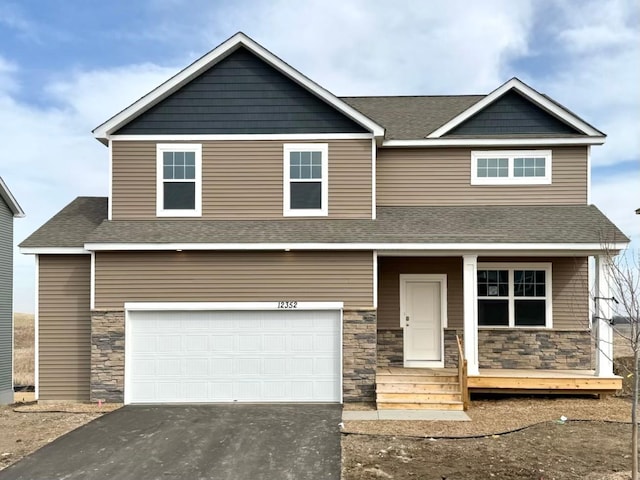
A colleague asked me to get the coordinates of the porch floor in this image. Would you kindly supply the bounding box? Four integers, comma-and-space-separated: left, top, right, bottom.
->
377, 367, 622, 395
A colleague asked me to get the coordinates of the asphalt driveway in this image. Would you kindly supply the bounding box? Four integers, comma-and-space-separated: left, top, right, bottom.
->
0, 404, 342, 480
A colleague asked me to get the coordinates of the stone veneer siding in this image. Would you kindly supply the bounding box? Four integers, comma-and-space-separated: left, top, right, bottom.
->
91, 311, 125, 402
377, 329, 404, 367
380, 328, 592, 370
342, 309, 377, 402
90, 308, 376, 403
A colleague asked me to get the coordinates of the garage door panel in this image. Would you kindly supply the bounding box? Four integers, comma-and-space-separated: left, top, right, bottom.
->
127, 309, 341, 403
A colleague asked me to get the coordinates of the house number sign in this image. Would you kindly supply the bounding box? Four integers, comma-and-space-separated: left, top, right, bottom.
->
277, 301, 298, 309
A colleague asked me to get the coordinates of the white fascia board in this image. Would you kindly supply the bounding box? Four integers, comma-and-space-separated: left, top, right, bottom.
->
20, 247, 90, 255
84, 242, 629, 253
110, 133, 374, 141
0, 177, 25, 217
94, 32, 384, 140
125, 301, 344, 311
427, 78, 604, 139
383, 136, 605, 148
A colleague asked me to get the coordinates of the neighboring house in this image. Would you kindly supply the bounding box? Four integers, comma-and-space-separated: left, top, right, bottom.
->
0, 177, 25, 405
20, 33, 628, 409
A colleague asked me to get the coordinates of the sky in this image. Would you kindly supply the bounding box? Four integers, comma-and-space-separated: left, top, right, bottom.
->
0, 0, 638, 313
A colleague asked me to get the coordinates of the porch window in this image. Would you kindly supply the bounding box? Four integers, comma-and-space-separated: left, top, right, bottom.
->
477, 263, 552, 328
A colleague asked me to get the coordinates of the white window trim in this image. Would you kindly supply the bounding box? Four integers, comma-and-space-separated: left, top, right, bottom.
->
471, 150, 552, 185
156, 143, 202, 217
283, 143, 328, 217
477, 262, 553, 329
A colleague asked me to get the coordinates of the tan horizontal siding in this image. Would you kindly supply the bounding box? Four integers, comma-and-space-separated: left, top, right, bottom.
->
38, 255, 91, 401
379, 256, 588, 331
479, 256, 589, 329
377, 146, 587, 205
95, 251, 373, 310
112, 139, 372, 219
378, 257, 463, 330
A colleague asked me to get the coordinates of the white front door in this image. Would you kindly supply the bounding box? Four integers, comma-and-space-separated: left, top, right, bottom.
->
401, 274, 446, 367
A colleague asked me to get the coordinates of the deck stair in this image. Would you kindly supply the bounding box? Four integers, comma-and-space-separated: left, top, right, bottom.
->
376, 367, 465, 410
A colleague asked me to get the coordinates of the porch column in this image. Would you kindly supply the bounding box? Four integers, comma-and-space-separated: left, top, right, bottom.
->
463, 254, 479, 375
594, 255, 614, 377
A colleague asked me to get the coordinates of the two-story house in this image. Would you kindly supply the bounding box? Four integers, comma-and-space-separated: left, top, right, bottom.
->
20, 33, 627, 409
1, 177, 24, 404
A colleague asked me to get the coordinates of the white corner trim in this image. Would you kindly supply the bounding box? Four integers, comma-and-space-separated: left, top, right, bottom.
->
427, 78, 604, 138
34, 255, 39, 400
124, 309, 132, 405
373, 251, 378, 309
83, 242, 629, 252
108, 139, 113, 220
371, 138, 377, 220
382, 137, 605, 148
93, 33, 384, 139
586, 145, 591, 204
124, 301, 344, 311
90, 252, 96, 310
20, 247, 90, 255
110, 133, 374, 141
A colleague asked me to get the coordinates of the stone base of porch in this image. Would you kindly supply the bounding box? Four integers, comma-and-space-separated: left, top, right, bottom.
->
377, 328, 593, 370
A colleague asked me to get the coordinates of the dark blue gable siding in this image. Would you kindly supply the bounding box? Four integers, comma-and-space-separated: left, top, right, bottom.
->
115, 47, 368, 135
446, 90, 581, 136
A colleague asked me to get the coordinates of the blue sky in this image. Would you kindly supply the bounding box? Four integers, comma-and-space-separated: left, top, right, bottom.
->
1, 0, 638, 313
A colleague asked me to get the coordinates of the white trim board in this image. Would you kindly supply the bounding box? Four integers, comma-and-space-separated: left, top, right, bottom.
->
383, 137, 605, 148
93, 32, 384, 141
0, 177, 25, 217
124, 301, 344, 311
34, 255, 39, 400
427, 78, 604, 139
84, 242, 629, 253
20, 248, 90, 255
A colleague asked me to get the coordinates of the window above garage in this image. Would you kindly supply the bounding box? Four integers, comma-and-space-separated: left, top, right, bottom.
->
283, 143, 328, 217
156, 144, 202, 217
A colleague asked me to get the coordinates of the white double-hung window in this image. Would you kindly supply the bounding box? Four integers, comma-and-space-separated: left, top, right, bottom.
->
156, 144, 202, 217
471, 150, 552, 185
283, 143, 328, 216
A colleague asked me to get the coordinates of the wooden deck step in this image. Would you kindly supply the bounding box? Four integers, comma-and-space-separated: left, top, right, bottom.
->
377, 401, 465, 411
376, 368, 464, 410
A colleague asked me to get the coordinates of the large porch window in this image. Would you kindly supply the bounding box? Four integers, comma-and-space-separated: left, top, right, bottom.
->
477, 263, 552, 328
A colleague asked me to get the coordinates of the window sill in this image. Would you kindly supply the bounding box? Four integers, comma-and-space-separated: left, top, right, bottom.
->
157, 210, 202, 218
283, 209, 328, 217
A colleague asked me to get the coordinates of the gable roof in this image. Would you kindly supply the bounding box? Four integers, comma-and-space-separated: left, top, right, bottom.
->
428, 78, 604, 139
93, 32, 384, 143
0, 177, 24, 218
19, 197, 629, 252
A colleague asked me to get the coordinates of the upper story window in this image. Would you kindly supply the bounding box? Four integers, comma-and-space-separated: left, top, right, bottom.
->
156, 144, 202, 217
283, 143, 328, 216
477, 263, 552, 328
471, 150, 552, 185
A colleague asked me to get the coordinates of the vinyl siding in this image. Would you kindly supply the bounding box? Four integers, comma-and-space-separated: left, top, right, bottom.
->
114, 47, 367, 135
378, 257, 463, 330
112, 139, 372, 219
377, 146, 587, 205
95, 251, 373, 310
38, 255, 91, 401
0, 200, 12, 402
378, 256, 588, 331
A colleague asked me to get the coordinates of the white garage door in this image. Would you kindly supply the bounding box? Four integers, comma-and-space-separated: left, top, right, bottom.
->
126, 309, 341, 404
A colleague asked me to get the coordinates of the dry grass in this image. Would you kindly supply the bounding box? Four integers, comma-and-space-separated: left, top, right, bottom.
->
13, 313, 34, 387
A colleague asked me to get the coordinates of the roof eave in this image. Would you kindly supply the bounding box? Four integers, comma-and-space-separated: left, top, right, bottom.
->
0, 177, 25, 217
93, 32, 384, 142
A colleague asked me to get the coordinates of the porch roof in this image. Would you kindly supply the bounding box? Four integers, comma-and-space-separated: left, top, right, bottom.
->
20, 197, 627, 250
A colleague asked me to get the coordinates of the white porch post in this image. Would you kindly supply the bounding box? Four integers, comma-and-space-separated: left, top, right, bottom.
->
594, 255, 614, 377
463, 255, 479, 375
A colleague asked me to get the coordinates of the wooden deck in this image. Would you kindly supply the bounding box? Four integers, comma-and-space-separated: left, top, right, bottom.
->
377, 367, 622, 396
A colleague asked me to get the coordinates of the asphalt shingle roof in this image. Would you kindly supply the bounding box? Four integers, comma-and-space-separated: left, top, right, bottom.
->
340, 95, 483, 139
20, 197, 629, 248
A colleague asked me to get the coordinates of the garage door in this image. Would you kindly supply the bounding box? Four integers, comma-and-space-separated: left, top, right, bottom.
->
126, 309, 341, 404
